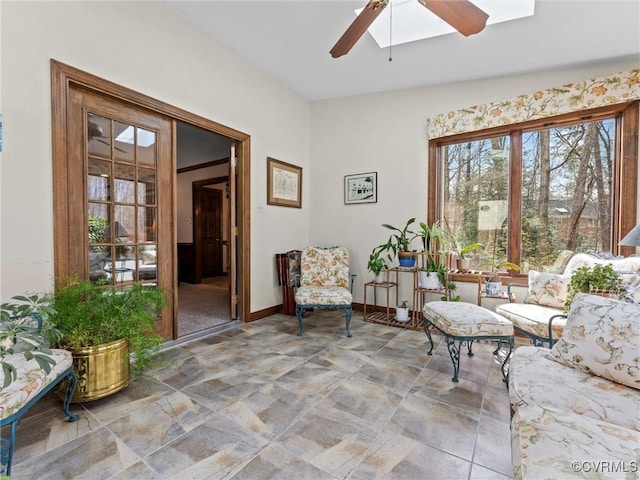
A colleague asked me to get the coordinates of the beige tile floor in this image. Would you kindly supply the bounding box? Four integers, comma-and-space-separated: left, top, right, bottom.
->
5, 311, 516, 479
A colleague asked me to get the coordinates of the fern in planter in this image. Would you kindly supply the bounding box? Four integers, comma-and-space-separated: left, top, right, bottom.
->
564, 264, 626, 311
51, 277, 166, 375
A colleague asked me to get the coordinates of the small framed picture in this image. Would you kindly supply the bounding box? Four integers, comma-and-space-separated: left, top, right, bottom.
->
344, 172, 377, 204
267, 157, 302, 208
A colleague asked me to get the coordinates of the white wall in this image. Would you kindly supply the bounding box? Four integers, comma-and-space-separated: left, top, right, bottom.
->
310, 57, 640, 305
1, 2, 638, 313
0, 1, 311, 312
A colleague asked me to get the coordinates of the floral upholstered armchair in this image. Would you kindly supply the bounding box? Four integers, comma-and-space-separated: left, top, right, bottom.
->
293, 246, 356, 337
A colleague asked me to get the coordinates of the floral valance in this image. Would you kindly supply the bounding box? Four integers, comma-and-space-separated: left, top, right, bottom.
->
428, 68, 640, 139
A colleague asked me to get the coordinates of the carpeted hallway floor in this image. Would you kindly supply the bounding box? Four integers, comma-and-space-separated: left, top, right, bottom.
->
178, 276, 232, 337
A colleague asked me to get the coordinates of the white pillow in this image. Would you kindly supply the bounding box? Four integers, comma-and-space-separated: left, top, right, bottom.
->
550, 293, 640, 390
524, 270, 570, 309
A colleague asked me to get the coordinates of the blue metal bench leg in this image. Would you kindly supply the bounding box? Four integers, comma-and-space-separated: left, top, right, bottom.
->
423, 318, 435, 355
501, 337, 514, 385
62, 370, 79, 422
345, 306, 352, 337
296, 305, 305, 336
445, 336, 462, 383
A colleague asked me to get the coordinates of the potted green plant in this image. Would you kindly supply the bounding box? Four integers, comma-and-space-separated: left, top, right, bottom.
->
417, 221, 450, 289
564, 264, 626, 310
367, 249, 388, 283
454, 242, 484, 272
51, 276, 166, 402
483, 259, 520, 296
395, 300, 410, 323
377, 218, 419, 267
1, 293, 61, 389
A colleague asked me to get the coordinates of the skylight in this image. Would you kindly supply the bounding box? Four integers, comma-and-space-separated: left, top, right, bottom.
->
116, 126, 156, 148
363, 0, 535, 48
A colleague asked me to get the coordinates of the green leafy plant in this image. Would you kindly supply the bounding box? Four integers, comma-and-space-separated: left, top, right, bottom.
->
399, 300, 409, 308
457, 242, 485, 259
564, 264, 626, 310
0, 293, 61, 390
367, 249, 388, 276
52, 277, 166, 375
483, 259, 520, 282
375, 218, 419, 262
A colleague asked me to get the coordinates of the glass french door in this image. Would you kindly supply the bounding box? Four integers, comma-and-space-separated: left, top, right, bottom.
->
65, 86, 174, 340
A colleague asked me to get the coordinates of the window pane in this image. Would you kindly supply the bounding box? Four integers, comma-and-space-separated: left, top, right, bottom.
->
88, 203, 108, 246
87, 114, 111, 158
138, 207, 157, 242
443, 136, 510, 271
521, 119, 614, 272
138, 168, 156, 205
114, 121, 135, 163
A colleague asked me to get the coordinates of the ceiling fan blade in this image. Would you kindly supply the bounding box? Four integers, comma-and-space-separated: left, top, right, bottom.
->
95, 137, 127, 154
418, 0, 489, 37
330, 0, 388, 58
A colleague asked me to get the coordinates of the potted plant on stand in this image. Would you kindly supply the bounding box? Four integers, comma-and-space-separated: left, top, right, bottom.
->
417, 221, 448, 289
367, 249, 388, 283
453, 242, 484, 272
51, 276, 167, 402
395, 300, 410, 323
484, 259, 520, 296
377, 218, 419, 268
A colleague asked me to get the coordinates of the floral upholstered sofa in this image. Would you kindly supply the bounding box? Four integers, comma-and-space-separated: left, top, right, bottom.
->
508, 293, 640, 480
497, 253, 640, 346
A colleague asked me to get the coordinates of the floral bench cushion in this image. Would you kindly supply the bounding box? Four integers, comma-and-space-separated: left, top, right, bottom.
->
523, 270, 571, 309
509, 346, 640, 431
294, 286, 352, 306
511, 404, 640, 480
0, 349, 73, 419
495, 303, 567, 340
551, 293, 640, 390
300, 246, 350, 288
422, 301, 513, 337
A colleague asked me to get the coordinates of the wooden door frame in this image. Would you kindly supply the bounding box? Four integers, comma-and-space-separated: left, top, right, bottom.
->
51, 59, 251, 328
193, 175, 229, 283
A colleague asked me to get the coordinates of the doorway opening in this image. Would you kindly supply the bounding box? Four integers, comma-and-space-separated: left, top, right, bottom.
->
176, 122, 235, 337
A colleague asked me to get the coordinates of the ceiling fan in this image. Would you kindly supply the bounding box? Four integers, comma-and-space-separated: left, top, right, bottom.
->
88, 121, 127, 153
330, 0, 489, 58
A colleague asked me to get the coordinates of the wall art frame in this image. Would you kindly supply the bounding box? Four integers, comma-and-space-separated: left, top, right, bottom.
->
344, 172, 377, 204
267, 157, 302, 208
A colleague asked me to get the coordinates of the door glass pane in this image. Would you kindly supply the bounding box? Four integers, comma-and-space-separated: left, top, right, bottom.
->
114, 121, 135, 163
442, 136, 510, 271
88, 203, 109, 246
88, 159, 111, 201
138, 244, 157, 283
521, 119, 614, 272
138, 207, 157, 242
138, 168, 156, 205
137, 128, 156, 166
86, 112, 159, 287
87, 114, 111, 158
114, 164, 136, 203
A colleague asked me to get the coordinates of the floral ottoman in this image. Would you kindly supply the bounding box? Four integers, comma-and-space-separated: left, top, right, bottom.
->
422, 301, 514, 383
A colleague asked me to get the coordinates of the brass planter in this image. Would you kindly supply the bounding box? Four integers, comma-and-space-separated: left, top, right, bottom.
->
65, 338, 130, 402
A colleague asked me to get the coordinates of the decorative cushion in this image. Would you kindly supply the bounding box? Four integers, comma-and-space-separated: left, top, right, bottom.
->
524, 270, 570, 309
295, 286, 352, 306
551, 293, 640, 390
564, 253, 640, 276
300, 246, 350, 288
509, 346, 640, 431
0, 349, 72, 419
422, 301, 513, 337
511, 404, 640, 480
496, 303, 567, 340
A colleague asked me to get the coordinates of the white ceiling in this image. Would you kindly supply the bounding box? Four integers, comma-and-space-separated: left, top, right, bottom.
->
164, 0, 640, 101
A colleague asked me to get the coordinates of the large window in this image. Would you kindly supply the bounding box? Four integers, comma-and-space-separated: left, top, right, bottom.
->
428, 103, 638, 275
